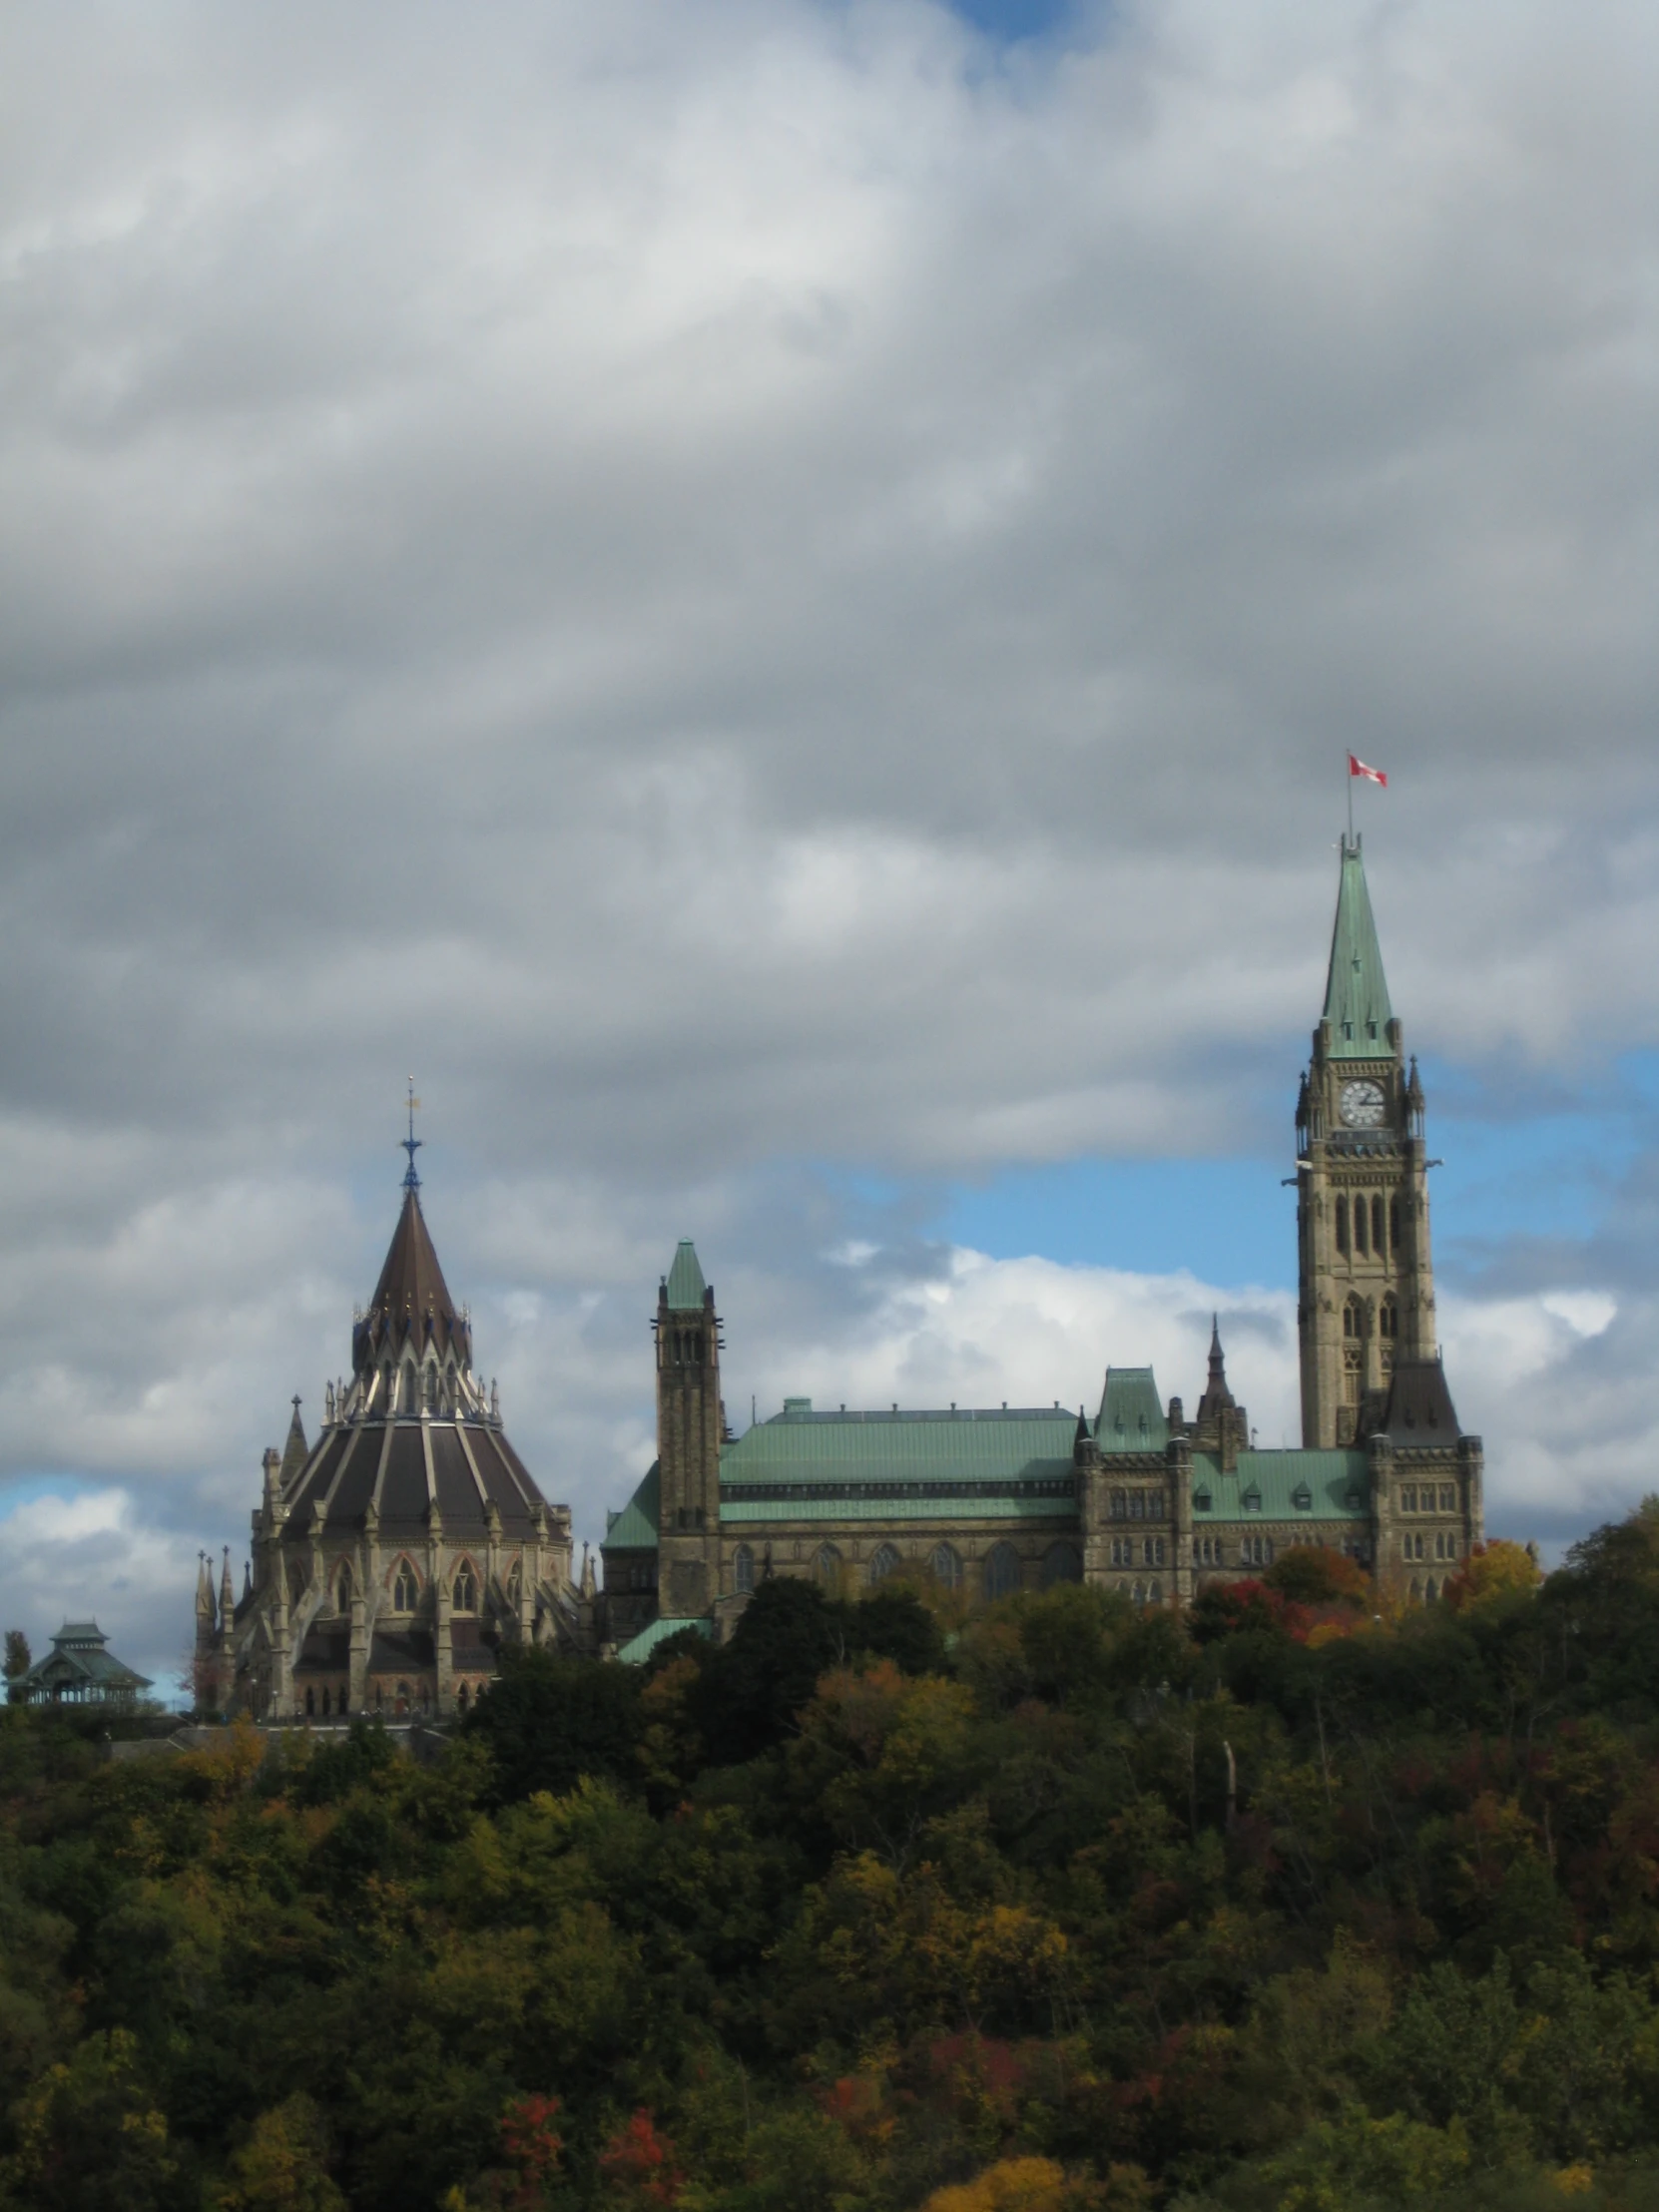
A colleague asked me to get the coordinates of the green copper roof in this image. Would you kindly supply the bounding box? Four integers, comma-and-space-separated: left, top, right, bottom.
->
720, 1405, 1078, 1488
1322, 838, 1393, 1058
616, 1615, 713, 1666
1096, 1369, 1169, 1453
1191, 1449, 1368, 1523
604, 1460, 660, 1551
721, 1491, 1076, 1524
664, 1240, 707, 1310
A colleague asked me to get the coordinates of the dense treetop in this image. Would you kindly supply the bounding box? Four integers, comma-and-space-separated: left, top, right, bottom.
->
6, 1523, 1659, 2210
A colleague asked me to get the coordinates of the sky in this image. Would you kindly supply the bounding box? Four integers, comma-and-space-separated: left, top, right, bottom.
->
0, 0, 1655, 1692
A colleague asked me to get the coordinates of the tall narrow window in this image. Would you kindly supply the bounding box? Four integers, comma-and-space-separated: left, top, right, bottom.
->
1336, 1196, 1349, 1254
393, 1562, 416, 1612
868, 1543, 901, 1585
1372, 1196, 1385, 1254
1354, 1196, 1369, 1255
734, 1545, 755, 1594
453, 1564, 477, 1612
931, 1543, 963, 1589
336, 1562, 352, 1613
983, 1543, 1021, 1601
814, 1543, 841, 1587
1042, 1543, 1082, 1586
1390, 1197, 1401, 1253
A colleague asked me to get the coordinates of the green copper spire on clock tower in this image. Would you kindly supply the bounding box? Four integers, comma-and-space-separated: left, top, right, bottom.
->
1322, 837, 1393, 1055
1296, 838, 1437, 1446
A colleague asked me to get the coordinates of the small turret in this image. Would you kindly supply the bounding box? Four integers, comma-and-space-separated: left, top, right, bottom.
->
1192, 1318, 1249, 1472
195, 1553, 217, 1645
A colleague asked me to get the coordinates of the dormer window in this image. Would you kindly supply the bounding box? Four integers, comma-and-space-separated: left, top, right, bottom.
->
1292, 1483, 1313, 1511
1243, 1486, 1262, 1512
1194, 1487, 1212, 1513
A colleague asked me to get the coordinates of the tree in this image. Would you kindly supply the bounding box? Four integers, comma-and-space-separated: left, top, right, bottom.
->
1263, 1547, 1371, 1609
4, 1627, 30, 1691
1442, 1538, 1542, 1614
218, 2094, 347, 2212
463, 1646, 644, 1803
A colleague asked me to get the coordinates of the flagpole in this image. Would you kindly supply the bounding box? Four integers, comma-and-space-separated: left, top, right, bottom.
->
1346, 756, 1353, 848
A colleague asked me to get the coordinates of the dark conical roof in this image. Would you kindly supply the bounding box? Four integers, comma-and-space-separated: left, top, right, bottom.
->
351, 1182, 471, 1380
370, 1187, 457, 1325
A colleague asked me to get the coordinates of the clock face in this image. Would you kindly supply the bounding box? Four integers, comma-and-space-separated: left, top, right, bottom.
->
1340, 1078, 1386, 1129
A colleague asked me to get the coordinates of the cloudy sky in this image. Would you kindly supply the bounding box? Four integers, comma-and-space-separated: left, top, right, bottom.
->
1, 0, 1654, 1691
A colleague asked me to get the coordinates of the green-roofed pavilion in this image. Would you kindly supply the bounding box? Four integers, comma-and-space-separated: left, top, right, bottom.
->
1096, 1369, 1169, 1453
1322, 837, 1393, 1057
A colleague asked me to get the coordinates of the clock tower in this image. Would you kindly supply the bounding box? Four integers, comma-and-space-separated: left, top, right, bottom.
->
1296, 837, 1437, 1446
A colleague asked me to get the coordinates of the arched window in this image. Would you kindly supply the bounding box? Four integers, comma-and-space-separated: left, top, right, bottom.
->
380, 1361, 394, 1407
393, 1561, 416, 1612
1343, 1299, 1360, 1340
401, 1365, 418, 1414
320, 1686, 331, 1717
336, 1687, 348, 1717
336, 1561, 352, 1613
395, 1682, 410, 1715
1148, 1580, 1162, 1604
733, 1545, 755, 1594
424, 1365, 438, 1413
1131, 1579, 1145, 1604
1335, 1196, 1349, 1254
453, 1563, 477, 1612
983, 1543, 1021, 1601
814, 1543, 841, 1587
1380, 1297, 1398, 1340
1109, 1489, 1127, 1520
930, 1543, 963, 1589
1354, 1196, 1369, 1255
869, 1543, 901, 1585
1042, 1542, 1083, 1587
456, 1683, 470, 1714
1372, 1196, 1385, 1254
1424, 1577, 1438, 1603
1408, 1579, 1421, 1606
304, 1686, 315, 1716
1390, 1197, 1401, 1253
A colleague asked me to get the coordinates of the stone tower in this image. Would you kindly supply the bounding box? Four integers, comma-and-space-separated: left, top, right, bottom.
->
654, 1241, 724, 1620
1296, 837, 1437, 1446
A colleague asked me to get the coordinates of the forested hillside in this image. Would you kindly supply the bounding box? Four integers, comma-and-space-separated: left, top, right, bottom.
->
8, 1517, 1659, 2211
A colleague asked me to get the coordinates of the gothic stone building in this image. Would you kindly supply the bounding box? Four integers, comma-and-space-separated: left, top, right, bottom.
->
197, 1156, 583, 1721
602, 838, 1484, 1657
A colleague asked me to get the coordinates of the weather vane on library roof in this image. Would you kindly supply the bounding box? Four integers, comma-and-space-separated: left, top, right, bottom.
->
401, 1076, 421, 1192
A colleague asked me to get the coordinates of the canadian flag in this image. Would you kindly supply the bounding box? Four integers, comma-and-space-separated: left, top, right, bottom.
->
1348, 753, 1387, 787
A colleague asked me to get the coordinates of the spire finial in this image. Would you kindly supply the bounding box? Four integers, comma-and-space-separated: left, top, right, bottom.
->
401, 1077, 422, 1191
